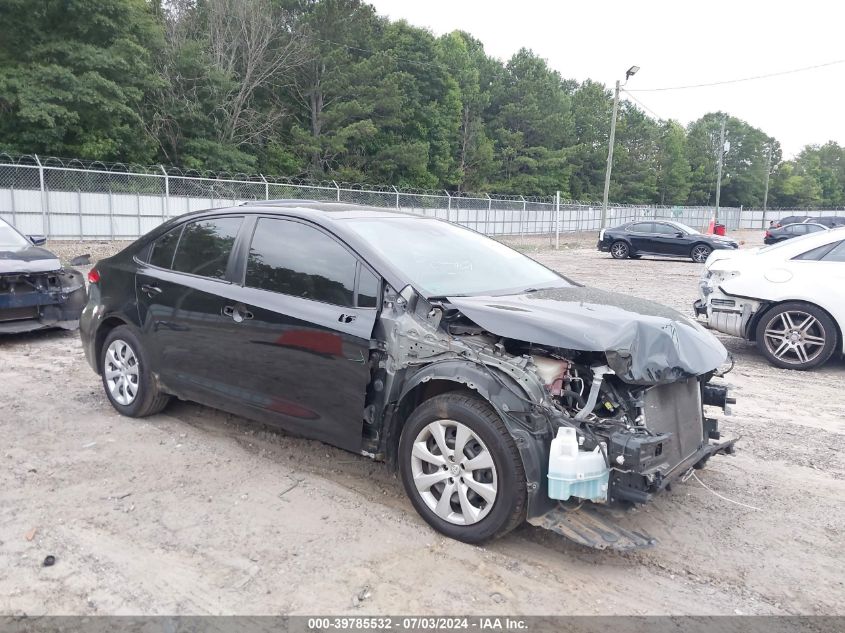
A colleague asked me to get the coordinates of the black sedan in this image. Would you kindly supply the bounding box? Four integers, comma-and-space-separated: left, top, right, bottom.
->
0, 218, 86, 333
763, 222, 828, 245
597, 220, 739, 263
79, 201, 735, 549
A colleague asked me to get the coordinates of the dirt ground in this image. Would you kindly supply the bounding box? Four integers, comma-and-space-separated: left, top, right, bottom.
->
1, 230, 843, 616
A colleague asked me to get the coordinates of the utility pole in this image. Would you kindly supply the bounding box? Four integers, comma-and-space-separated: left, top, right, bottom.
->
601, 80, 621, 230
714, 115, 727, 224
762, 145, 773, 222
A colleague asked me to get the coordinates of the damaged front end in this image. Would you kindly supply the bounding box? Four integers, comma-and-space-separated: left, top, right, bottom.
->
0, 268, 87, 334
371, 285, 736, 550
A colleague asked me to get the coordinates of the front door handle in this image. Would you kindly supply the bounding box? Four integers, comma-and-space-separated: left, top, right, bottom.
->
338, 313, 357, 324
223, 304, 253, 323
140, 283, 162, 296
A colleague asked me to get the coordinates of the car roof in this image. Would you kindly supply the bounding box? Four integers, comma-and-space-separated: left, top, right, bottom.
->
134, 201, 450, 296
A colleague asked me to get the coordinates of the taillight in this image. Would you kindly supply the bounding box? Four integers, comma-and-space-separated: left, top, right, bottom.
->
87, 268, 100, 284
764, 230, 771, 238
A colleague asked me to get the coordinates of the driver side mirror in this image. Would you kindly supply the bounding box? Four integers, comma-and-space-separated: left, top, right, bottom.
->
675, 231, 684, 238
28, 235, 47, 246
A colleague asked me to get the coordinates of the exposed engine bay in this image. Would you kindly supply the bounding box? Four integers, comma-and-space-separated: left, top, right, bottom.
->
367, 284, 737, 547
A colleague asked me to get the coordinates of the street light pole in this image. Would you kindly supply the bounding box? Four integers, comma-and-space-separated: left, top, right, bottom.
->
762, 144, 773, 219
601, 65, 638, 229
600, 80, 621, 230
714, 115, 727, 224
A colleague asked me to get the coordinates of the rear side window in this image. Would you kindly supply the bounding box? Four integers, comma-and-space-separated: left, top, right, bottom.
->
821, 241, 845, 262
172, 217, 242, 280
794, 240, 844, 261
629, 222, 653, 233
245, 218, 356, 307
149, 226, 182, 269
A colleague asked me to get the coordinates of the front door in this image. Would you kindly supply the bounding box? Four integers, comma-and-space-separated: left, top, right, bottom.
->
220, 217, 380, 452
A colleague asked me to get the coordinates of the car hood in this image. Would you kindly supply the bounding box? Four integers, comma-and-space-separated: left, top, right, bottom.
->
447, 287, 728, 385
0, 245, 62, 274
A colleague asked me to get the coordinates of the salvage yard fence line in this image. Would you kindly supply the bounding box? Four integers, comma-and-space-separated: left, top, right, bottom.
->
2, 153, 833, 243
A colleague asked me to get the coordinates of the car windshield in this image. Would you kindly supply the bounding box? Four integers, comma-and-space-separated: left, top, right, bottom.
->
0, 219, 30, 248
343, 217, 570, 296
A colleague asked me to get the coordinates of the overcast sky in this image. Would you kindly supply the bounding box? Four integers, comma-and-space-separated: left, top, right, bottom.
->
368, 0, 844, 158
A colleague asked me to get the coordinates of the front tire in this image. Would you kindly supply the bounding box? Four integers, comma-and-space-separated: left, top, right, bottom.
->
398, 393, 526, 543
100, 325, 171, 417
755, 302, 838, 370
691, 244, 712, 263
610, 241, 630, 259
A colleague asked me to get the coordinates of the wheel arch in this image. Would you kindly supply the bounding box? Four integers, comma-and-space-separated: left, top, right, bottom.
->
93, 315, 133, 373
382, 361, 547, 516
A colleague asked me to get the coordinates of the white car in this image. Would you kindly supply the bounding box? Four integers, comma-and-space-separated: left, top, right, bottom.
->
695, 227, 845, 370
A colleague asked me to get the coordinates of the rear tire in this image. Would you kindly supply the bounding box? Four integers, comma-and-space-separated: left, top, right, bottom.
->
610, 241, 630, 259
100, 325, 171, 417
755, 302, 837, 370
398, 393, 526, 544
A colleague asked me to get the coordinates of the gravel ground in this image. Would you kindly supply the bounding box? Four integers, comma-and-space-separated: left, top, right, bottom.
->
1, 231, 843, 616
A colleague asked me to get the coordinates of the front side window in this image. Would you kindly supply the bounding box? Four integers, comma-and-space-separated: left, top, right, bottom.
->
357, 266, 380, 308
806, 224, 825, 233
652, 223, 677, 235
245, 218, 356, 307
171, 217, 242, 280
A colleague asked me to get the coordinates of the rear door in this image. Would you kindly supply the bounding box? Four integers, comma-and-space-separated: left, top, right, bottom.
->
135, 215, 246, 407
220, 217, 380, 452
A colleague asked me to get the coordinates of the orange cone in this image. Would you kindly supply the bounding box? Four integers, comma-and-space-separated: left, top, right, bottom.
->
706, 216, 715, 234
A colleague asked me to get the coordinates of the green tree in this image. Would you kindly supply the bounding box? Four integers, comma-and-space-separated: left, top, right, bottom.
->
655, 120, 691, 204
0, 0, 163, 161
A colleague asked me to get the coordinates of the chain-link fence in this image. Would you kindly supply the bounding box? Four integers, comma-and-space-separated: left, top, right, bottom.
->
0, 154, 744, 243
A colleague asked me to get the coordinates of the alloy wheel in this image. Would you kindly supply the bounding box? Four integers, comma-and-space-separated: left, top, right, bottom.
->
692, 245, 711, 262
104, 339, 140, 405
611, 242, 629, 258
762, 310, 826, 366
410, 419, 498, 526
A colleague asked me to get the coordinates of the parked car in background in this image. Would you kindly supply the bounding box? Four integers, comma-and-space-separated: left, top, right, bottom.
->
0, 218, 86, 333
763, 222, 828, 245
79, 201, 736, 549
696, 227, 845, 370
598, 220, 739, 263
808, 216, 845, 228
770, 215, 810, 228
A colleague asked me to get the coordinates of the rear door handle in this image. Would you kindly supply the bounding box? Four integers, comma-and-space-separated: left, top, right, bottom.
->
140, 283, 162, 296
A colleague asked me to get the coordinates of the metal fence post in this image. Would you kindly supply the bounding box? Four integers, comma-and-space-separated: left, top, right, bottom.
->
485, 193, 492, 235
77, 189, 83, 240
108, 190, 114, 240
260, 174, 269, 200
34, 155, 49, 237
444, 190, 452, 222
555, 191, 561, 249
332, 180, 340, 202
391, 185, 399, 210
137, 191, 142, 238
519, 195, 526, 240
160, 165, 169, 220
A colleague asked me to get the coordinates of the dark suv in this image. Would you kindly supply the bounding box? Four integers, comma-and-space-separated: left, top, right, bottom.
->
80, 201, 735, 549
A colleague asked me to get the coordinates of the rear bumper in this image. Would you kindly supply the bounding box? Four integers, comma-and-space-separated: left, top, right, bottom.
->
597, 240, 610, 252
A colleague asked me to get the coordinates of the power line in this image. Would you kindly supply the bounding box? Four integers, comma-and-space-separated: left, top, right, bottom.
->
627, 58, 845, 92
622, 90, 665, 120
